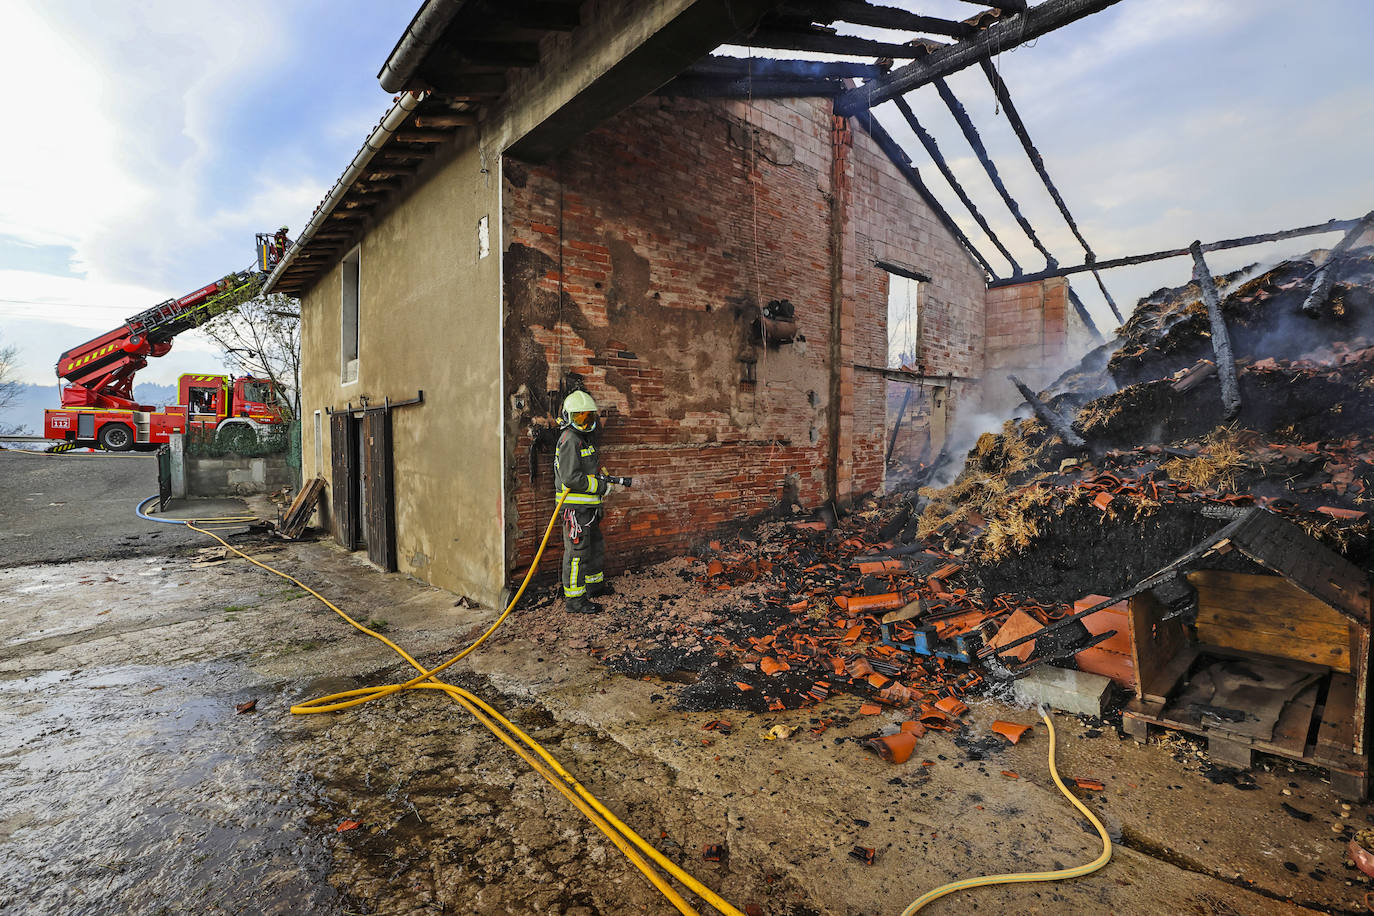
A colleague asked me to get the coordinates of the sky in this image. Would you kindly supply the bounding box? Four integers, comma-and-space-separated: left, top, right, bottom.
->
1, 0, 1372, 389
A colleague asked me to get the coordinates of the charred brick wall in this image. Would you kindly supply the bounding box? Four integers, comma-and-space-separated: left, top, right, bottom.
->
502, 95, 986, 579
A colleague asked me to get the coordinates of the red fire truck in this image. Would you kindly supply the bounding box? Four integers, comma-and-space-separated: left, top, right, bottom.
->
44, 232, 292, 452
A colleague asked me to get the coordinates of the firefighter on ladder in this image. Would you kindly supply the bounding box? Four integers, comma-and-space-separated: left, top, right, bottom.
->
555, 390, 615, 613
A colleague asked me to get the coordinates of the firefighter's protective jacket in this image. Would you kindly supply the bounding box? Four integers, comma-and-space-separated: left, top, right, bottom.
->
554, 427, 602, 506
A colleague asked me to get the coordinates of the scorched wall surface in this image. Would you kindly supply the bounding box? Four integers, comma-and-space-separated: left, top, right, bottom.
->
501, 95, 985, 579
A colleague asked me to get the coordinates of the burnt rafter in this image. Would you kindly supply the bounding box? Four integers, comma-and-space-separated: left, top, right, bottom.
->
779, 1, 975, 38
658, 76, 844, 98
856, 114, 998, 279
931, 76, 1057, 270
978, 58, 1122, 322
745, 26, 924, 59
892, 96, 1021, 276
987, 217, 1365, 288
835, 0, 1126, 115
685, 56, 883, 79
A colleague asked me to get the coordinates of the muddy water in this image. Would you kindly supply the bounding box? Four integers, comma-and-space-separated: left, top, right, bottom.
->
0, 661, 344, 915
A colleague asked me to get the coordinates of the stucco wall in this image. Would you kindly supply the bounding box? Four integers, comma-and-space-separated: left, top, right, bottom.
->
299, 138, 505, 605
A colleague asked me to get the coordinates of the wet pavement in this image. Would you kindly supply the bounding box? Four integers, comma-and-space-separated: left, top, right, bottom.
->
0, 450, 228, 566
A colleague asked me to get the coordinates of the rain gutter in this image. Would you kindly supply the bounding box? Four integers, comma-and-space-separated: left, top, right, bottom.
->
264, 90, 427, 295
377, 0, 468, 93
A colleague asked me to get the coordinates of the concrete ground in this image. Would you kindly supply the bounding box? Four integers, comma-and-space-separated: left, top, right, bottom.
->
0, 449, 248, 566
1, 454, 1371, 914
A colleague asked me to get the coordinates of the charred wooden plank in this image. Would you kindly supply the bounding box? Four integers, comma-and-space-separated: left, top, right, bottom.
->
1009, 374, 1085, 448
836, 0, 1125, 114
933, 75, 1057, 269
987, 217, 1361, 288
781, 1, 975, 38
893, 95, 1020, 275
979, 58, 1121, 322
1189, 241, 1242, 420
746, 27, 923, 58
684, 56, 882, 79
1301, 208, 1374, 317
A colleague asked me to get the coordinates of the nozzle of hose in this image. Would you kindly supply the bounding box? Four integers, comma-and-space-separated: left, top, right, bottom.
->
597, 475, 633, 487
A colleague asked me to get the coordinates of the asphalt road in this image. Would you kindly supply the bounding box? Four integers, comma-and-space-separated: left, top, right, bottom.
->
0, 450, 245, 566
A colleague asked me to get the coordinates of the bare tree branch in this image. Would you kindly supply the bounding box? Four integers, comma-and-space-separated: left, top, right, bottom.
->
201, 293, 301, 419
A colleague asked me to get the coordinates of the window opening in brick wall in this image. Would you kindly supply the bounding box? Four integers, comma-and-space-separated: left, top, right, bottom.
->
341, 246, 361, 384
886, 273, 921, 370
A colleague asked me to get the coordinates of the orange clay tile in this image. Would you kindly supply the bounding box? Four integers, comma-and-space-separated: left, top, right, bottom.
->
867, 673, 891, 689
858, 703, 883, 715
734, 682, 753, 691
854, 559, 903, 575
864, 731, 917, 764
1072, 778, 1106, 791
991, 720, 1032, 744
1001, 771, 1019, 779
706, 559, 725, 576
843, 625, 865, 644
934, 696, 968, 717
899, 720, 927, 738
759, 656, 789, 676
1092, 491, 1113, 511
847, 593, 905, 613
846, 657, 874, 678
1318, 505, 1368, 520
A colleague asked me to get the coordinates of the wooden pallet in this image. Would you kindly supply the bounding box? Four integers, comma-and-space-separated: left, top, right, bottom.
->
1123, 646, 1369, 799
276, 477, 325, 540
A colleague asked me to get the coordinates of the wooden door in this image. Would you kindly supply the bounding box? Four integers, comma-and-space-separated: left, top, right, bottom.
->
362, 409, 397, 571
330, 412, 360, 550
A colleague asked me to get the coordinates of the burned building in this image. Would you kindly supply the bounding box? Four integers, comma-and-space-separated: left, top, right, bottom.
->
266, 1, 1101, 606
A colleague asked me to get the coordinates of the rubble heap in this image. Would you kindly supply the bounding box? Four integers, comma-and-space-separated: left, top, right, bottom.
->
915, 246, 1374, 605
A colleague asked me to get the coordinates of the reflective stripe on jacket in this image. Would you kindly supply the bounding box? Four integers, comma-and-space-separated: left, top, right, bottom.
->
554, 427, 601, 506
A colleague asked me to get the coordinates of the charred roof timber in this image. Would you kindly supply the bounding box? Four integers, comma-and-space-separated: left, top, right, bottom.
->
978, 58, 1122, 322
834, 0, 1126, 116
986, 217, 1370, 289
1301, 209, 1374, 317
891, 96, 1022, 277
1188, 241, 1242, 421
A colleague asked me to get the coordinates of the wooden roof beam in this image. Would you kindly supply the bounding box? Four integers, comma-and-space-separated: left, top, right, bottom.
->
835, 0, 1124, 114
781, 1, 975, 39
746, 27, 924, 59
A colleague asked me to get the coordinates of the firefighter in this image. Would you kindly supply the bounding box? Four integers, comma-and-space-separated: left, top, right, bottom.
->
555, 390, 614, 613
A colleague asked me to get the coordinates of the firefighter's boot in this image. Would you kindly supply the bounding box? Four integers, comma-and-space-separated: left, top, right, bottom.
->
566, 595, 602, 614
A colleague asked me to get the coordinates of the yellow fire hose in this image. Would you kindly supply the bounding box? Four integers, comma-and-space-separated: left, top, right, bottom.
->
899, 708, 1112, 913
182, 491, 745, 916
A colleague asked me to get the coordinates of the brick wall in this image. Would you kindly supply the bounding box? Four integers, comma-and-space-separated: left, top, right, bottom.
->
502, 95, 986, 581
982, 277, 1073, 415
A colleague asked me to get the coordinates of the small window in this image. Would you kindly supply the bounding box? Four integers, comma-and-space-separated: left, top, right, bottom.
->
341, 246, 360, 384
887, 273, 921, 370
313, 410, 323, 476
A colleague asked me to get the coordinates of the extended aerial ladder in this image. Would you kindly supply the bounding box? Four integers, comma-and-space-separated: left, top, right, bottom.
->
44, 231, 293, 451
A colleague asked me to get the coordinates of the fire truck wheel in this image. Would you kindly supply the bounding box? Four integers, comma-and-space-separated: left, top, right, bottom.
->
97, 423, 135, 452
